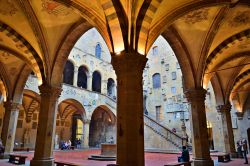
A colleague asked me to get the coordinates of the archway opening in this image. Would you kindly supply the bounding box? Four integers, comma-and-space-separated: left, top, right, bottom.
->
92, 71, 101, 93
56, 99, 86, 149
89, 106, 116, 147
63, 60, 74, 85
77, 66, 88, 89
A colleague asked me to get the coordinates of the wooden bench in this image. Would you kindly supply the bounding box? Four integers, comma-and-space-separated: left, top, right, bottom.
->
164, 161, 192, 166
107, 164, 119, 166
9, 154, 28, 165
55, 161, 79, 166
70, 146, 75, 150
218, 153, 230, 162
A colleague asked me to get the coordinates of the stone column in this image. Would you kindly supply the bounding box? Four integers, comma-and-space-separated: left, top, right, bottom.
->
111, 52, 147, 166
83, 120, 90, 148
73, 66, 79, 87
185, 88, 214, 166
216, 104, 237, 157
0, 101, 20, 158
87, 73, 92, 91
30, 84, 61, 166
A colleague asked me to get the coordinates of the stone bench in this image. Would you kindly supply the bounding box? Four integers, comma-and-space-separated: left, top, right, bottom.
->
55, 161, 78, 166
9, 154, 28, 165
218, 153, 230, 162
164, 161, 192, 166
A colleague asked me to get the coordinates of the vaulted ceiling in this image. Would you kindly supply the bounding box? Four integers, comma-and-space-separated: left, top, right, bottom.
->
0, 0, 249, 112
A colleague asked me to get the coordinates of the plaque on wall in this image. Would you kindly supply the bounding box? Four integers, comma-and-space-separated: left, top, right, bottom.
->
17, 120, 23, 128
32, 122, 37, 129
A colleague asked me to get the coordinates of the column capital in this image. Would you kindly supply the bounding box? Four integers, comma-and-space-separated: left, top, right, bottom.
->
111, 51, 147, 76
4, 101, 21, 111
39, 83, 62, 99
216, 104, 231, 113
184, 88, 206, 102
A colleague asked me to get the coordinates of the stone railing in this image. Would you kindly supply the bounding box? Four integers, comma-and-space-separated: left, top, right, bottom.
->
144, 114, 184, 150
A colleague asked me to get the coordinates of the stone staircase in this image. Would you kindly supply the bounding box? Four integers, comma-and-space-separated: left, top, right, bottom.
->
144, 114, 185, 151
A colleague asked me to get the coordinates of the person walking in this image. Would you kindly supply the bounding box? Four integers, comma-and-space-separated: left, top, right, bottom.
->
241, 139, 248, 164
237, 141, 243, 158
178, 146, 190, 162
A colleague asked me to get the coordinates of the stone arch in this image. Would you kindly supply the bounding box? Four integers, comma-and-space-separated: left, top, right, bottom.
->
210, 74, 226, 105
146, 0, 247, 53
161, 29, 195, 89
63, 60, 74, 85
89, 105, 116, 147
77, 65, 89, 89
92, 71, 102, 93
0, 22, 45, 84
205, 29, 250, 74
15, 89, 41, 149
57, 98, 86, 144
22, 89, 41, 123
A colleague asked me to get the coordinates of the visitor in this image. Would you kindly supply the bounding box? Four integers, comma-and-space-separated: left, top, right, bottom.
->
241, 139, 248, 164
68, 140, 72, 149
237, 141, 243, 158
178, 146, 190, 162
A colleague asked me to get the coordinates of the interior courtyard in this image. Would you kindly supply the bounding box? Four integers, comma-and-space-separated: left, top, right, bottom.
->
0, 0, 250, 166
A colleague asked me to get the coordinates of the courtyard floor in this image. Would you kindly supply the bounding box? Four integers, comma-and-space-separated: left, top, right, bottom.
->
0, 149, 249, 166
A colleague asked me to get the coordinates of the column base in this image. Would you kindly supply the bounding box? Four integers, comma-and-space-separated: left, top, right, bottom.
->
192, 158, 214, 166
30, 158, 54, 166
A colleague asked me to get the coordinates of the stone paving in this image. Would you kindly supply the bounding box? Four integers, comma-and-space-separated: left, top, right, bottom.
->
0, 149, 249, 166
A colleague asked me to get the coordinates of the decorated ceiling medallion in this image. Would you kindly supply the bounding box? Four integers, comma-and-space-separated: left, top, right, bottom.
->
183, 8, 209, 24
0, 0, 17, 16
229, 11, 250, 27
41, 0, 71, 16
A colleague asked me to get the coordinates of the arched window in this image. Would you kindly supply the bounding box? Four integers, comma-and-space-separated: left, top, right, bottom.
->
92, 71, 101, 93
107, 78, 115, 97
63, 60, 74, 85
77, 66, 88, 89
95, 43, 101, 59
152, 73, 161, 88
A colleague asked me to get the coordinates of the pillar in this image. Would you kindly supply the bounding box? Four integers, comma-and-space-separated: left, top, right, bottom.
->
30, 84, 61, 166
83, 120, 90, 148
185, 88, 214, 166
216, 104, 237, 157
73, 66, 79, 87
0, 101, 20, 158
111, 52, 147, 166
87, 73, 92, 91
